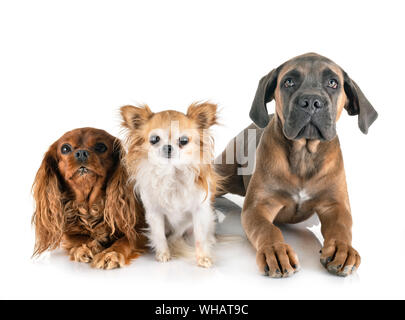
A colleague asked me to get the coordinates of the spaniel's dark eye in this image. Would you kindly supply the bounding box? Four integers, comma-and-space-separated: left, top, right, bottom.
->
94, 142, 107, 153
284, 78, 295, 88
327, 79, 338, 89
150, 135, 160, 145
179, 136, 189, 146
61, 144, 72, 154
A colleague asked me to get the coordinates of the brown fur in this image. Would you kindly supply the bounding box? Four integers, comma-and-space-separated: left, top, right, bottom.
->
32, 127, 147, 269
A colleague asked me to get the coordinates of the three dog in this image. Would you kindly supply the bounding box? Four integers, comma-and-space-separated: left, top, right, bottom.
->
32, 53, 377, 277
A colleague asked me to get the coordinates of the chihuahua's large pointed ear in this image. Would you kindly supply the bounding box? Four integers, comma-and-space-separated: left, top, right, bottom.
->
120, 105, 154, 130
343, 73, 378, 134
249, 68, 279, 128
32, 142, 65, 255
187, 102, 218, 129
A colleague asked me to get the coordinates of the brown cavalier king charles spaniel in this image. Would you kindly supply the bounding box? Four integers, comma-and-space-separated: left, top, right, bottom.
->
32, 127, 146, 269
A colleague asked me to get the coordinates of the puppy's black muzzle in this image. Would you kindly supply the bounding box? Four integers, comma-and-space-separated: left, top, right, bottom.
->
284, 93, 335, 141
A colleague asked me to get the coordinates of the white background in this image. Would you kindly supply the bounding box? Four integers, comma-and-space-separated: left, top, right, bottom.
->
1, 0, 404, 300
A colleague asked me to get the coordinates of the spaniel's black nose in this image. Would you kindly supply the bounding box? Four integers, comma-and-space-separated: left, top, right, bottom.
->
74, 150, 89, 162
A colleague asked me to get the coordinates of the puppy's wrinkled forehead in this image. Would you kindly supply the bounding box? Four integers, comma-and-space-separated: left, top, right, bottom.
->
278, 54, 344, 87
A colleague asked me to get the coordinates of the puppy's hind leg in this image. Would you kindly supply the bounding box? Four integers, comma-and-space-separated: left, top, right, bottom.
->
192, 202, 216, 268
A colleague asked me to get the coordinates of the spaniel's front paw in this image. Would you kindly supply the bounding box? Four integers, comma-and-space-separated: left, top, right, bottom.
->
69, 244, 93, 263
92, 251, 125, 270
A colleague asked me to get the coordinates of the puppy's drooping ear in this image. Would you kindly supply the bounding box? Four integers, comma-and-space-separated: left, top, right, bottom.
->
249, 68, 279, 128
32, 142, 65, 255
343, 73, 378, 134
120, 105, 154, 130
104, 140, 143, 249
187, 102, 218, 129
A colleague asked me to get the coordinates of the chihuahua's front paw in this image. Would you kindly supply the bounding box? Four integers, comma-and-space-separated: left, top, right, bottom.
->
156, 250, 171, 263
320, 239, 361, 277
69, 244, 93, 263
197, 255, 213, 268
92, 251, 125, 270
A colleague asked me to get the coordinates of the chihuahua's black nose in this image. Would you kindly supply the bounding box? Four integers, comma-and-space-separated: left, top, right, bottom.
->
74, 150, 89, 162
162, 145, 173, 158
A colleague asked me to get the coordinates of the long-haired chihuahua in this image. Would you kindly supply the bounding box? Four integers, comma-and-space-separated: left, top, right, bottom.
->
121, 102, 219, 268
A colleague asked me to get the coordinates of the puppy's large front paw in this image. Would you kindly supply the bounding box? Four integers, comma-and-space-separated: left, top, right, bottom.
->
155, 250, 171, 263
69, 244, 93, 263
320, 240, 361, 277
257, 243, 300, 278
92, 251, 125, 270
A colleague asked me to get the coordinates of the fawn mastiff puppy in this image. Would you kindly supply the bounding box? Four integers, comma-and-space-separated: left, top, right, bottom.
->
215, 53, 378, 277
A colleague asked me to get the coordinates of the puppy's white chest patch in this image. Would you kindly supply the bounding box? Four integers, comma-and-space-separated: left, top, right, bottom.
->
292, 189, 311, 205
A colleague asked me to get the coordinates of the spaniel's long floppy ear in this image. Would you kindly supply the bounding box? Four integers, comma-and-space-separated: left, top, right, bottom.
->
104, 140, 143, 249
32, 142, 65, 255
187, 101, 218, 129
120, 105, 154, 130
343, 72, 378, 134
249, 68, 279, 128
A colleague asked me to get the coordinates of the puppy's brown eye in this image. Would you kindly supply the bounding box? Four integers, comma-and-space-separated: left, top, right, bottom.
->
179, 136, 189, 146
94, 142, 107, 153
328, 79, 338, 89
150, 135, 160, 145
61, 144, 72, 154
284, 78, 295, 88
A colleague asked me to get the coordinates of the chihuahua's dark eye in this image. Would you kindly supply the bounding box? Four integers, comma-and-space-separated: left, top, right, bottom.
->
179, 136, 189, 146
284, 78, 295, 88
61, 144, 72, 154
150, 135, 160, 145
94, 142, 107, 153
327, 79, 338, 89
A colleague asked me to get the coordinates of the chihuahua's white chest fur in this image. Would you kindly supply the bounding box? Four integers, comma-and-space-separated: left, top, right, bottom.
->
136, 161, 202, 214
135, 160, 215, 267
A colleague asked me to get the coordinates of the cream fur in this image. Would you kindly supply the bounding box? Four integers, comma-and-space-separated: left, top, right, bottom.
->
134, 159, 216, 268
